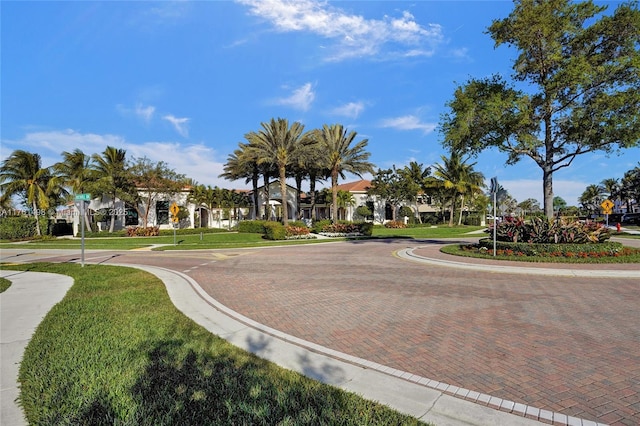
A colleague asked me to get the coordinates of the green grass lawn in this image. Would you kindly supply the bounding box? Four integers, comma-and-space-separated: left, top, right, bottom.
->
6, 262, 424, 425
0, 225, 485, 251
0, 277, 11, 292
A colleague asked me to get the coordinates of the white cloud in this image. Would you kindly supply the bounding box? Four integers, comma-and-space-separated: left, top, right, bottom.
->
135, 104, 155, 122
163, 115, 190, 137
275, 82, 315, 111
379, 115, 437, 134
237, 0, 443, 61
330, 101, 365, 119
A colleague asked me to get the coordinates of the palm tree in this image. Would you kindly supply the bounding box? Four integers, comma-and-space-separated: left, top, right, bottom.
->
249, 118, 306, 226
336, 190, 356, 221
91, 146, 130, 232
0, 150, 62, 236
220, 142, 260, 219
600, 178, 620, 205
400, 161, 431, 223
317, 124, 374, 223
433, 151, 484, 226
579, 184, 606, 215
53, 149, 95, 231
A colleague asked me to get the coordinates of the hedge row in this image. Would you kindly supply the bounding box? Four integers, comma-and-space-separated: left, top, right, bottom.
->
0, 217, 52, 240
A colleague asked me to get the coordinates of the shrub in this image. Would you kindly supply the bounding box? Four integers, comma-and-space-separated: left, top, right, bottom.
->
487, 217, 611, 244
125, 226, 160, 237
384, 220, 406, 229
264, 222, 286, 240
477, 238, 624, 257
0, 216, 37, 240
285, 225, 310, 237
312, 219, 333, 234
238, 220, 269, 234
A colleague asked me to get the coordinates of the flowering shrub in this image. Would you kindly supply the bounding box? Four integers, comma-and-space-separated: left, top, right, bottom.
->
285, 225, 310, 237
321, 223, 361, 233
126, 226, 160, 237
384, 220, 406, 229
487, 217, 611, 244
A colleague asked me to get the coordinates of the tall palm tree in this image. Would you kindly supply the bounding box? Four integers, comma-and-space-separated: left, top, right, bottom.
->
433, 151, 484, 227
0, 150, 62, 236
53, 149, 95, 231
600, 178, 620, 204
400, 161, 431, 223
318, 124, 374, 223
579, 184, 606, 215
336, 190, 356, 221
220, 142, 261, 219
91, 146, 129, 232
249, 118, 306, 226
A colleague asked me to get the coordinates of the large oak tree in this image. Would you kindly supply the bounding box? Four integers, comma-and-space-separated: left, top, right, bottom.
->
440, 0, 640, 218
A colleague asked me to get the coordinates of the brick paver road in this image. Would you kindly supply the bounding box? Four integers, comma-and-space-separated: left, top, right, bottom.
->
20, 239, 640, 425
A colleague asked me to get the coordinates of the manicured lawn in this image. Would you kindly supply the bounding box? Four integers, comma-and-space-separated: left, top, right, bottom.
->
0, 225, 486, 251
6, 262, 425, 425
0, 277, 10, 292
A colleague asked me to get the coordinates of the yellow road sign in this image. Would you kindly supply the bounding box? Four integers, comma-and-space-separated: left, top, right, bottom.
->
170, 202, 180, 222
601, 199, 614, 215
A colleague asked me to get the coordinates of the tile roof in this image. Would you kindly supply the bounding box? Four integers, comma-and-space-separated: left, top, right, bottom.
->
335, 179, 371, 193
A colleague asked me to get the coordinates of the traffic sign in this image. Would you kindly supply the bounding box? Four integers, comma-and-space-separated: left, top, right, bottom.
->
170, 202, 180, 222
601, 199, 614, 214
75, 193, 91, 201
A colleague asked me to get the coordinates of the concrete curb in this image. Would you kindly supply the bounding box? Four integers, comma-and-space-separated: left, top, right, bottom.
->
129, 263, 547, 426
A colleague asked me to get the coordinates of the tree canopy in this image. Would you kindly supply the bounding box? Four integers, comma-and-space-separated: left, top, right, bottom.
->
440, 0, 640, 218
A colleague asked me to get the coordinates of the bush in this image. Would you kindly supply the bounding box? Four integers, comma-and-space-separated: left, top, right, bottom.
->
384, 220, 406, 229
312, 219, 333, 234
487, 217, 611, 244
285, 225, 310, 237
477, 238, 624, 257
0, 216, 37, 240
238, 220, 269, 234
264, 222, 286, 240
125, 226, 160, 237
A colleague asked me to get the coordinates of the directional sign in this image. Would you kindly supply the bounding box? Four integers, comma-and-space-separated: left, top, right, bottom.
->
601, 199, 614, 214
75, 193, 91, 201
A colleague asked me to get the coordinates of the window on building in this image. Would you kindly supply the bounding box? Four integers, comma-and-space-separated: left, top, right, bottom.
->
125, 203, 138, 226
156, 201, 169, 225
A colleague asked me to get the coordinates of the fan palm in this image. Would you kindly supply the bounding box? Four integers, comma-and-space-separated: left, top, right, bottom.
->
317, 124, 374, 223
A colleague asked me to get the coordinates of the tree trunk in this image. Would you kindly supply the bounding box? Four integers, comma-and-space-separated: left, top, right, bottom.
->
448, 195, 455, 227
457, 194, 465, 226
310, 175, 317, 221
331, 172, 338, 223
280, 166, 288, 226
263, 173, 270, 221
543, 166, 554, 219
295, 174, 303, 220
109, 196, 117, 233
32, 199, 42, 236
252, 170, 259, 219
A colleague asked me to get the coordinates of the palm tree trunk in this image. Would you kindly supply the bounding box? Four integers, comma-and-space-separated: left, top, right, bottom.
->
448, 195, 455, 227
331, 172, 338, 223
280, 166, 288, 226
32, 199, 42, 236
109, 193, 117, 233
457, 194, 465, 226
310, 173, 317, 221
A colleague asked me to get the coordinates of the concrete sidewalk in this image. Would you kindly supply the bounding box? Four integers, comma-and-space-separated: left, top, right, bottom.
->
0, 270, 73, 426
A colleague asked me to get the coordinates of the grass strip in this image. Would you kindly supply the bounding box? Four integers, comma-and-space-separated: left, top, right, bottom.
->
0, 277, 10, 292
10, 262, 424, 425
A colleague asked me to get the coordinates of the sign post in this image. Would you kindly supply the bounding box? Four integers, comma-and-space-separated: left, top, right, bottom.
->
490, 177, 498, 257
601, 199, 614, 226
75, 194, 91, 267
170, 202, 179, 246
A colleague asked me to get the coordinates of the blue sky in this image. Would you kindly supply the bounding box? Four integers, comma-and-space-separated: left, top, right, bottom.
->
2, 0, 638, 207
